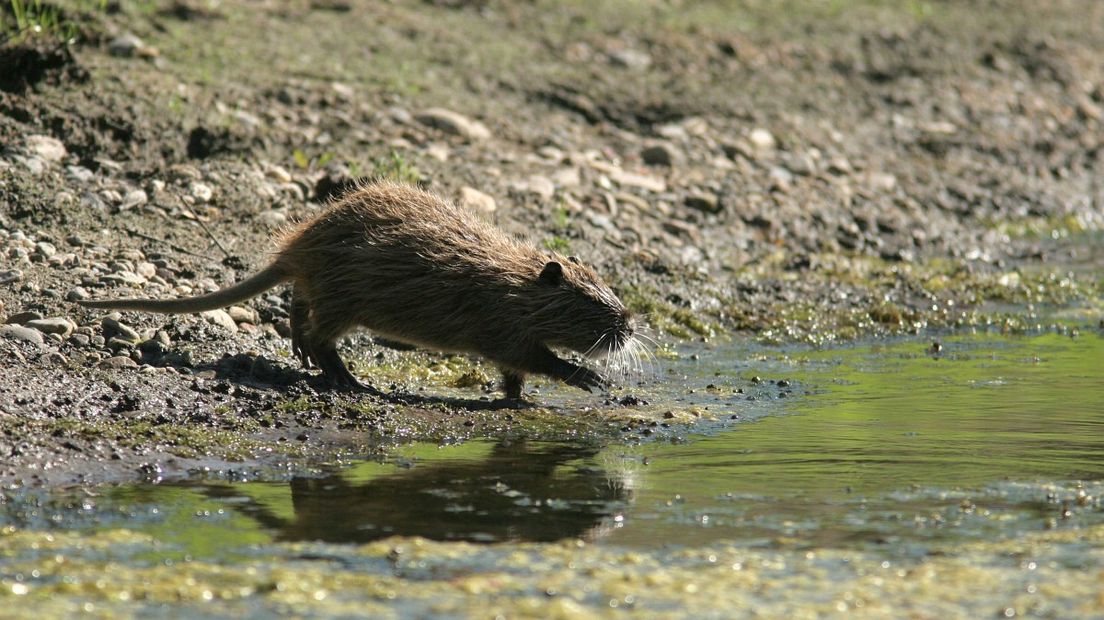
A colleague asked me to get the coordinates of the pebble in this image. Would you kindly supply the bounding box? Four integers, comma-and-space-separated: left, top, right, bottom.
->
102, 317, 141, 342
685, 193, 722, 214
98, 356, 139, 369
202, 309, 238, 332
0, 269, 24, 285
608, 168, 666, 193
119, 189, 149, 210
14, 156, 45, 175
608, 48, 652, 70
749, 128, 776, 150
265, 164, 293, 183
24, 135, 67, 163
258, 210, 288, 228
66, 165, 94, 183
227, 305, 255, 324
551, 167, 581, 187
5, 310, 43, 324
0, 324, 44, 346
136, 262, 157, 279
25, 317, 75, 338
101, 271, 147, 286
524, 175, 556, 200
769, 167, 793, 191
108, 33, 145, 57
68, 333, 91, 347
190, 182, 214, 203
41, 351, 68, 366
34, 241, 57, 258
459, 186, 497, 215
414, 108, 492, 141
425, 143, 450, 162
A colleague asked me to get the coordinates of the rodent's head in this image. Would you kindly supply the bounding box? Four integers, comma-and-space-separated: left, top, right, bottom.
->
525, 255, 635, 357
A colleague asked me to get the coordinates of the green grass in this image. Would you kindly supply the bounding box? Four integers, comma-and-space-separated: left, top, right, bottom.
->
1, 0, 107, 45
373, 151, 422, 185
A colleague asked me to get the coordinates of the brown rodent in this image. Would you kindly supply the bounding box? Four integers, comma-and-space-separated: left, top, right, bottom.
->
80, 181, 637, 399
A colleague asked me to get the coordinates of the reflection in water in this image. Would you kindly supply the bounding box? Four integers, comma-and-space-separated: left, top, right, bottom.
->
2, 332, 1101, 555
191, 441, 633, 544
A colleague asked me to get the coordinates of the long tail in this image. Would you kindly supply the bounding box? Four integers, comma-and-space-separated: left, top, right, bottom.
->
78, 264, 288, 314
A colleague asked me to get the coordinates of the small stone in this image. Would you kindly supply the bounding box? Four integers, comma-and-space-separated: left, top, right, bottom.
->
258, 210, 288, 228
136, 262, 157, 279
108, 33, 145, 57
414, 108, 491, 140
459, 186, 497, 215
524, 175, 556, 200
608, 48, 652, 70
748, 128, 776, 150
826, 156, 852, 175
865, 172, 898, 192
66, 165, 94, 183
15, 156, 46, 175
227, 305, 255, 324
5, 311, 43, 324
35, 241, 57, 258
99, 355, 139, 369
41, 351, 69, 366
67, 287, 91, 302
139, 336, 168, 359
266, 164, 293, 183
68, 333, 91, 347
0, 269, 24, 285
101, 271, 147, 286
26, 317, 75, 338
190, 182, 214, 203
768, 167, 793, 191
107, 336, 137, 352
609, 169, 666, 193
119, 189, 149, 210
551, 167, 581, 188
202, 309, 238, 332
0, 324, 44, 346
641, 143, 681, 167
102, 318, 141, 342
25, 135, 67, 163
685, 193, 722, 214
425, 143, 450, 162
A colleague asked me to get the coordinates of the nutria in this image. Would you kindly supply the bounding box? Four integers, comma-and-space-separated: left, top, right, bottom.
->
79, 181, 637, 399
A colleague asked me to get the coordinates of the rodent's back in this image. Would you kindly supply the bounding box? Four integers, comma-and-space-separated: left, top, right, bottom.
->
278, 181, 542, 285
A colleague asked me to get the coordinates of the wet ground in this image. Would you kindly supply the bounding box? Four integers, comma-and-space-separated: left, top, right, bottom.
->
3, 330, 1103, 617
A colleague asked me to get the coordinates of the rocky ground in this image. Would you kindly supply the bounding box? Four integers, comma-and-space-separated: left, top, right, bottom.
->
1, 0, 1101, 486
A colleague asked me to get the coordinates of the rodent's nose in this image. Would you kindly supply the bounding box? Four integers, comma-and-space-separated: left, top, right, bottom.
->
621, 310, 635, 334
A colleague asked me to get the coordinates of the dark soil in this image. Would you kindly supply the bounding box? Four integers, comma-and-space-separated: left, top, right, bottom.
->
1, 0, 1101, 486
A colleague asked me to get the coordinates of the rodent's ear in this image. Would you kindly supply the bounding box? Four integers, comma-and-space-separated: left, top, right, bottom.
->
568, 256, 580, 264
539, 261, 564, 285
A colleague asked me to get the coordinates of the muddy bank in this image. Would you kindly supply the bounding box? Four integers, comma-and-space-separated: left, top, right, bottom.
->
1, 0, 1102, 485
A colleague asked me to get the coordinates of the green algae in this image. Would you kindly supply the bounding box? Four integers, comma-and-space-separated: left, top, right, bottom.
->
3, 524, 1103, 618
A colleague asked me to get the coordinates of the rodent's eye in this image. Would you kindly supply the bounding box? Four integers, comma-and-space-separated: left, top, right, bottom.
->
568, 256, 580, 264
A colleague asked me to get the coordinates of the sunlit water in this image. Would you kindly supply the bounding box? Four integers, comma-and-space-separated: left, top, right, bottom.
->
2, 330, 1103, 617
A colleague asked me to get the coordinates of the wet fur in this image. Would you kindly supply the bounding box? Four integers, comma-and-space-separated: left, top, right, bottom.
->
80, 181, 634, 398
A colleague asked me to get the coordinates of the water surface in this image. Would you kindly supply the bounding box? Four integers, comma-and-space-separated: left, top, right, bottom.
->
3, 330, 1103, 617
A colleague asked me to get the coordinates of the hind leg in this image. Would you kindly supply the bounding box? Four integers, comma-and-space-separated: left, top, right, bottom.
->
311, 339, 366, 390
289, 286, 315, 369
306, 310, 376, 392
501, 370, 525, 399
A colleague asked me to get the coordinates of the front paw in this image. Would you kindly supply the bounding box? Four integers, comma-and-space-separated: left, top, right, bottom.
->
566, 366, 608, 393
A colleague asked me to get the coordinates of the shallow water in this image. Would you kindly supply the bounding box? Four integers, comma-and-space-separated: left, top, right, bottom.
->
3, 330, 1103, 617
